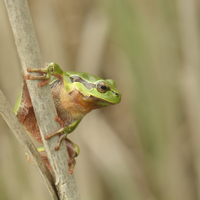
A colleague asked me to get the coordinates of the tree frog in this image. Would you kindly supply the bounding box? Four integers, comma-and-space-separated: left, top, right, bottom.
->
14, 62, 121, 174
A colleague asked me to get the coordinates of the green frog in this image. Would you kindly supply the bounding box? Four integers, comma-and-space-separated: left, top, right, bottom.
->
14, 62, 121, 174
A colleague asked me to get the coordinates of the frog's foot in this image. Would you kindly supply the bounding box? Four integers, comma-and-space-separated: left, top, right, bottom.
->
68, 157, 76, 175
54, 133, 67, 151
38, 147, 51, 171
34, 138, 79, 174
26, 65, 52, 87
44, 115, 68, 151
37, 150, 76, 174
65, 138, 80, 174
25, 149, 51, 171
26, 62, 63, 87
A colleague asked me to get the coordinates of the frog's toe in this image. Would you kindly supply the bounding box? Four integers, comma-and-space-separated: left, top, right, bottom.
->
68, 157, 76, 174
54, 133, 67, 151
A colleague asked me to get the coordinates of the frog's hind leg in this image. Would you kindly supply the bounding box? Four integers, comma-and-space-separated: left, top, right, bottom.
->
32, 138, 80, 174
65, 138, 80, 174
16, 77, 43, 143
16, 77, 33, 122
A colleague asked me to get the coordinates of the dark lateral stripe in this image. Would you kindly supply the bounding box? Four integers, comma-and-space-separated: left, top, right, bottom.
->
70, 76, 95, 90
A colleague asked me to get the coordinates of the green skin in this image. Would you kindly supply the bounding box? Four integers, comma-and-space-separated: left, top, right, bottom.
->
14, 62, 121, 174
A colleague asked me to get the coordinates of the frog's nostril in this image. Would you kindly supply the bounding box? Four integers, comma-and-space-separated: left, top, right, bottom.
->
112, 91, 119, 97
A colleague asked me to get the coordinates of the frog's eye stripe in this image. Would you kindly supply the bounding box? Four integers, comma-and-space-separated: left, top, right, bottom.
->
70, 76, 112, 94
70, 76, 95, 90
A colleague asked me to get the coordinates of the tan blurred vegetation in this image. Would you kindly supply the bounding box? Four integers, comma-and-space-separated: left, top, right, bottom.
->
0, 0, 200, 199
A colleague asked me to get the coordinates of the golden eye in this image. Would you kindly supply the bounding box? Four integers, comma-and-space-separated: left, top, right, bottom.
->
96, 81, 110, 93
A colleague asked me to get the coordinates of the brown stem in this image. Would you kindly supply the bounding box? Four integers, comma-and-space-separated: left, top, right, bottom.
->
4, 0, 80, 199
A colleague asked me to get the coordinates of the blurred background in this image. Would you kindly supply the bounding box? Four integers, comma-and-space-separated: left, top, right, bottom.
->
0, 0, 200, 199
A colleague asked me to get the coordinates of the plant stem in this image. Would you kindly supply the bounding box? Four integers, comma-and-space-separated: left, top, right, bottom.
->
4, 0, 81, 199
0, 90, 58, 200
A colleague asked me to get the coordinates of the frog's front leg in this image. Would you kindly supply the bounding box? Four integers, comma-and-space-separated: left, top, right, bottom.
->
43, 115, 79, 174
26, 62, 64, 87
44, 115, 69, 151
26, 63, 67, 150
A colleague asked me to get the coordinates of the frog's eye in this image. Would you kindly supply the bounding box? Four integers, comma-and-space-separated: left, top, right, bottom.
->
96, 81, 110, 93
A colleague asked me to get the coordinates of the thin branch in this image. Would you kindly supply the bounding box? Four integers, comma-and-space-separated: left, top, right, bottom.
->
4, 0, 80, 199
0, 90, 58, 200
177, 0, 200, 198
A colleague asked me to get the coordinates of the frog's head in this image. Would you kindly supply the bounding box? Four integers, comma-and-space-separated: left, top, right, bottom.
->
64, 71, 121, 109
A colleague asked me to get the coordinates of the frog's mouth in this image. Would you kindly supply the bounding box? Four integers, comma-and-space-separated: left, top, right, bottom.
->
70, 89, 114, 110
82, 93, 115, 107
91, 95, 116, 106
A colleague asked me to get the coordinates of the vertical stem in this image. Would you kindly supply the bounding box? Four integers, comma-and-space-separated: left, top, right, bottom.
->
4, 0, 81, 199
177, 0, 200, 198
